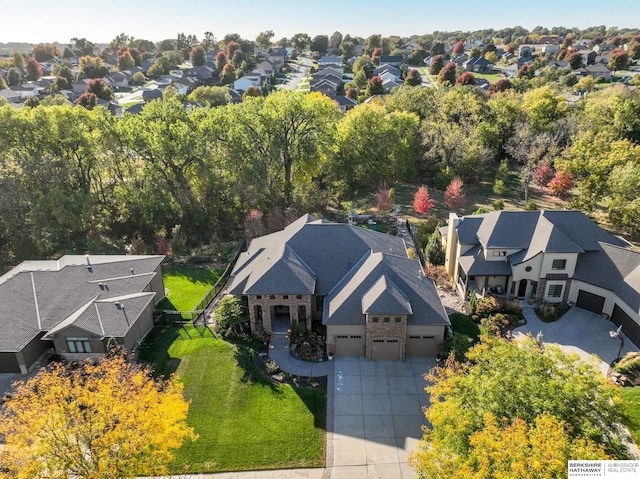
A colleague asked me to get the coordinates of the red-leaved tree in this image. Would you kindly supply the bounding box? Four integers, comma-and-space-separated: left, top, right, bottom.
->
444, 178, 466, 209
456, 72, 476, 86
244, 210, 265, 238
452, 41, 465, 55
437, 62, 457, 85
156, 238, 171, 255
413, 185, 435, 215
533, 163, 554, 187
375, 182, 394, 212
488, 79, 513, 94
547, 170, 574, 196
77, 92, 97, 110
25, 58, 42, 81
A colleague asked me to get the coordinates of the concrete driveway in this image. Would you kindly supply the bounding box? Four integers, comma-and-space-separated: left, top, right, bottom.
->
514, 305, 639, 375
327, 356, 434, 479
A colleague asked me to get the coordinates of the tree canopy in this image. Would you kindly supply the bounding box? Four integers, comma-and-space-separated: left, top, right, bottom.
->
0, 352, 196, 478
410, 335, 630, 479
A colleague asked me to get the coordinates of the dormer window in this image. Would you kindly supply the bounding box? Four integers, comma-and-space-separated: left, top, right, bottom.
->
492, 251, 506, 257
552, 259, 567, 270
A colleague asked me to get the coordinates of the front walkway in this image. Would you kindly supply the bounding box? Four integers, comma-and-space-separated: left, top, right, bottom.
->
268, 334, 333, 378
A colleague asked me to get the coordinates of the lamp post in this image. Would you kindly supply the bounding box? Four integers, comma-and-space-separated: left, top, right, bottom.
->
609, 325, 624, 363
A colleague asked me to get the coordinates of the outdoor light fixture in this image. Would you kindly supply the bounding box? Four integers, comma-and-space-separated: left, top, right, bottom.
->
609, 325, 624, 363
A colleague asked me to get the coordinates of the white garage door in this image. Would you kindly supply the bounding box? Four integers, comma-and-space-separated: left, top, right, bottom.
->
406, 335, 437, 357
335, 335, 364, 356
371, 339, 402, 361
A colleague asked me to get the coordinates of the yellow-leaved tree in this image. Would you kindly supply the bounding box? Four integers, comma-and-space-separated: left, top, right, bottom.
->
0, 351, 197, 479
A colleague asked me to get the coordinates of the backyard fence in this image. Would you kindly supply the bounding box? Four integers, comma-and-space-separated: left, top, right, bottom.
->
154, 239, 248, 330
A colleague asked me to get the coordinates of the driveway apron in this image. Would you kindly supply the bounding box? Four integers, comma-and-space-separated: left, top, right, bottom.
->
328, 357, 434, 479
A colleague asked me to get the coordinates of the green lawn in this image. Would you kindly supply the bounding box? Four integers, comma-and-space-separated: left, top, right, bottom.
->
620, 386, 640, 447
157, 267, 223, 313
473, 72, 503, 83
449, 313, 481, 342
139, 327, 326, 473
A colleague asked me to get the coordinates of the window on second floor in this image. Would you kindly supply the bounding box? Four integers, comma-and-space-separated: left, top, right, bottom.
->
492, 251, 506, 257
552, 259, 567, 270
548, 284, 563, 298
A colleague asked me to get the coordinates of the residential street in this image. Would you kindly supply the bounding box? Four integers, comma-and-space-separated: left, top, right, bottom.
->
281, 55, 313, 90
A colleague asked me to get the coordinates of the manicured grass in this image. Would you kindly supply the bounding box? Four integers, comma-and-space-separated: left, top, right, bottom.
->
473, 72, 502, 83
620, 386, 640, 447
449, 313, 481, 342
157, 267, 223, 313
140, 328, 326, 473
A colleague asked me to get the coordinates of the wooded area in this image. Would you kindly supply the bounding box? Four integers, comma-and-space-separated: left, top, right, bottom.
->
1, 84, 639, 266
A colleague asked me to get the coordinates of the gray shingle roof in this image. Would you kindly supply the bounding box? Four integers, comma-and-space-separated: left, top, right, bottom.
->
458, 245, 512, 276
361, 275, 413, 315
229, 215, 407, 295
324, 252, 448, 326
0, 255, 163, 352
574, 242, 640, 311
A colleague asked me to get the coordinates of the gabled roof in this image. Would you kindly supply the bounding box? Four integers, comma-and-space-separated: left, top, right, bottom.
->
229, 214, 407, 296
324, 252, 448, 326
574, 242, 640, 311
0, 255, 164, 352
243, 244, 316, 295
361, 275, 412, 315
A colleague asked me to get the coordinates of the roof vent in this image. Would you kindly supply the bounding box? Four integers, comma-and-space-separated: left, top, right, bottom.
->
115, 302, 122, 310
130, 268, 134, 275
98, 283, 104, 290
85, 254, 91, 266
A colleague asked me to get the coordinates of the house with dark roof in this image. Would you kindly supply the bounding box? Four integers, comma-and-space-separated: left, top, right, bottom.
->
379, 56, 404, 68
444, 210, 640, 346
463, 57, 494, 73
0, 255, 165, 373
228, 215, 449, 360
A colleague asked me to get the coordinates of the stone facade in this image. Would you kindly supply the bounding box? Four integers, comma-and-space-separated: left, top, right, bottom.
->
365, 314, 407, 361
247, 294, 313, 334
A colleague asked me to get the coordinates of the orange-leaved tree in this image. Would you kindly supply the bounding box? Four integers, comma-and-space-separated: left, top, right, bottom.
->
0, 351, 197, 479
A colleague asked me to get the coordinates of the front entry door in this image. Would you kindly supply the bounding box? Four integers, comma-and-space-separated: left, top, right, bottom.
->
517, 279, 527, 298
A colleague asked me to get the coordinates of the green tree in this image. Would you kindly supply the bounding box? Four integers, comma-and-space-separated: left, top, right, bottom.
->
410, 335, 628, 478
12, 52, 24, 68
86, 78, 113, 100
0, 352, 196, 478
132, 72, 146, 85
521, 86, 567, 132
425, 227, 445, 265
608, 49, 630, 73
310, 35, 329, 55
187, 85, 231, 107
0, 75, 7, 90
291, 33, 311, 52
215, 51, 228, 72
608, 161, 640, 237
255, 30, 275, 50
365, 75, 384, 96
215, 295, 247, 334
190, 45, 206, 66
404, 69, 422, 86
220, 63, 236, 84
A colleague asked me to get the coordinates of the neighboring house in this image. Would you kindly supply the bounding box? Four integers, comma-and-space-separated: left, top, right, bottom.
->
72, 79, 92, 95
518, 45, 534, 57
332, 95, 357, 113
451, 53, 469, 66
142, 89, 163, 102
463, 57, 494, 72
315, 66, 344, 79
104, 71, 130, 89
233, 77, 260, 92
9, 84, 40, 98
125, 103, 145, 115
318, 56, 343, 68
96, 98, 123, 116
0, 255, 165, 373
0, 89, 21, 103
256, 60, 277, 76
228, 214, 449, 360
585, 63, 612, 81
310, 76, 340, 96
444, 210, 640, 347
268, 48, 288, 68
541, 44, 561, 54
140, 59, 155, 73
228, 88, 243, 103
184, 65, 215, 83
379, 56, 404, 68
373, 64, 401, 78
381, 77, 402, 92
171, 76, 198, 94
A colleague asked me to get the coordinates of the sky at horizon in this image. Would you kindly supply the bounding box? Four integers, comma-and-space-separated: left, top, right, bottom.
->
2, 0, 639, 45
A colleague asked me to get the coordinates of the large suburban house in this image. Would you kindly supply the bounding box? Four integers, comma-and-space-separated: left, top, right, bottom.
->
0, 255, 165, 373
228, 214, 449, 360
444, 210, 640, 346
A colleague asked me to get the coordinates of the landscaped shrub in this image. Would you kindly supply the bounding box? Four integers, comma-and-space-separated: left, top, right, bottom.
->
497, 298, 523, 317
438, 332, 473, 362
265, 359, 280, 374
469, 290, 478, 315
492, 199, 505, 210
412, 217, 441, 250
614, 352, 640, 375
481, 313, 511, 336
525, 200, 538, 211
535, 301, 571, 322
475, 296, 500, 317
